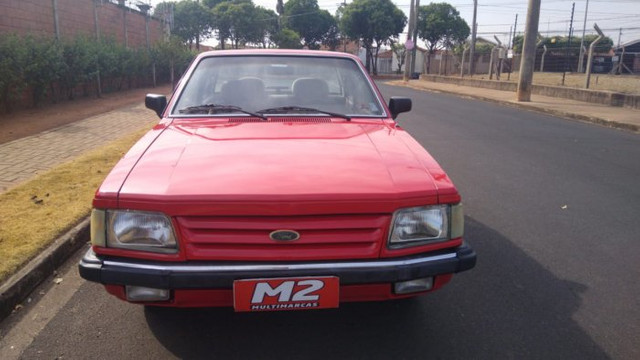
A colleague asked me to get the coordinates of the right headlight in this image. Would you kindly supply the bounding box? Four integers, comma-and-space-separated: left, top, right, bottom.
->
91, 209, 178, 254
388, 204, 464, 248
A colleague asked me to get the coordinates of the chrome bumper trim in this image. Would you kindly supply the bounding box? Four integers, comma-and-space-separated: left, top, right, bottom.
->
100, 251, 457, 273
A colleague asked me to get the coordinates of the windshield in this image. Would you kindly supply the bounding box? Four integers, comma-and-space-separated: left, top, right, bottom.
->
172, 55, 385, 117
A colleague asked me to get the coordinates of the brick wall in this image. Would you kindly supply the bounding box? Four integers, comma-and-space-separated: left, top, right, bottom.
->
0, 0, 164, 47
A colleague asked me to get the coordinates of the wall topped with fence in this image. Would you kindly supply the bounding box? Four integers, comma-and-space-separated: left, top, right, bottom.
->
0, 0, 164, 48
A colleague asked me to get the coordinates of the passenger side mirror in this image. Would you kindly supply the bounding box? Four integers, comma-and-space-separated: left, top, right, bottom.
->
388, 97, 412, 119
145, 94, 167, 118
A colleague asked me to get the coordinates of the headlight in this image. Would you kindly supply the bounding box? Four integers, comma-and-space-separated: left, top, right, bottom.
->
91, 209, 178, 254
388, 204, 464, 248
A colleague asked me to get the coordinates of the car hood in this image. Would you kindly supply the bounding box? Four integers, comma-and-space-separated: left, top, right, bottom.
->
112, 119, 454, 215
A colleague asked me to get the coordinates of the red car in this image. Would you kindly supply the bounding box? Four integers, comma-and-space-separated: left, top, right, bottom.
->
79, 50, 475, 312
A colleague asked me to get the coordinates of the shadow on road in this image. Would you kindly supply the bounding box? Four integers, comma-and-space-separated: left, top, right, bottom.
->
143, 217, 609, 359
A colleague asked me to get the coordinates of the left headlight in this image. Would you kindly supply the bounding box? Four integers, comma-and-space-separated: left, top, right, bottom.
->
388, 204, 463, 248
91, 209, 178, 254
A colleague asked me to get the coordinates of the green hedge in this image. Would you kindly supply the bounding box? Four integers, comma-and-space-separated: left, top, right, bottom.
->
0, 34, 195, 112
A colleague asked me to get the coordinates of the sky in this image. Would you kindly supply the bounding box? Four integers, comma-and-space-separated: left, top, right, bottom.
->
141, 0, 640, 47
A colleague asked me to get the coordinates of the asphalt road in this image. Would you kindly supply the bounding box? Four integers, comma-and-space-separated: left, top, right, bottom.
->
1, 83, 638, 359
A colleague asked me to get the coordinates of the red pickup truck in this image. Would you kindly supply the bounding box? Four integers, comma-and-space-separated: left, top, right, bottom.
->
79, 50, 475, 312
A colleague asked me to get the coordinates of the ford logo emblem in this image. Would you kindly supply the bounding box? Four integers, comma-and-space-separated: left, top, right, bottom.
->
269, 230, 300, 242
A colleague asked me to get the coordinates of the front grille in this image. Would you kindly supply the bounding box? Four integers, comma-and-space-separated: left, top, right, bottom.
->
176, 214, 391, 261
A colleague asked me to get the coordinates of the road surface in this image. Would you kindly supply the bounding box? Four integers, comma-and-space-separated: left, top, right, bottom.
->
1, 83, 638, 359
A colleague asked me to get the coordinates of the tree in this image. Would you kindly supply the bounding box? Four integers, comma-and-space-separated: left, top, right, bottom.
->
513, 34, 613, 54
583, 35, 613, 53
152, 36, 195, 87
341, 0, 406, 75
23, 36, 65, 107
452, 39, 492, 72
271, 28, 303, 49
152, 1, 173, 18
253, 6, 279, 48
389, 41, 406, 74
60, 36, 98, 100
0, 34, 28, 112
214, 2, 264, 49
416, 2, 470, 73
284, 0, 335, 49
202, 0, 227, 9
322, 22, 341, 51
173, 0, 212, 51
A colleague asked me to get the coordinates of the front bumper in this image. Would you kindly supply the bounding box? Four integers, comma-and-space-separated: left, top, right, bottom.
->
79, 244, 476, 289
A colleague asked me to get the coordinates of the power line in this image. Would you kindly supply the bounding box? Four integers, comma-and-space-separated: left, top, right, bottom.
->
477, 14, 639, 28
477, 25, 640, 34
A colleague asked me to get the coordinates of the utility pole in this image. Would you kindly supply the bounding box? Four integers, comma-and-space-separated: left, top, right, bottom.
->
403, 0, 416, 81
52, 0, 60, 40
577, 0, 589, 73
343, 0, 347, 52
562, 2, 575, 86
516, 0, 541, 102
410, 0, 420, 75
509, 14, 518, 80
469, 0, 478, 75
507, 25, 513, 80
460, 46, 468, 77
617, 28, 623, 74
513, 14, 518, 45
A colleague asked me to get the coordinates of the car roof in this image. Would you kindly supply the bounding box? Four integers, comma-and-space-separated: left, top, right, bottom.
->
195, 49, 360, 61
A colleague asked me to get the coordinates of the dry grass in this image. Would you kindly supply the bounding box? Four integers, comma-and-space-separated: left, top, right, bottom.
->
0, 128, 150, 283
503, 72, 640, 94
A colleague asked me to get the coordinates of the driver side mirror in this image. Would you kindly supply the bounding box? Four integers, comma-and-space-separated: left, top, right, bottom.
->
388, 97, 412, 119
145, 94, 167, 118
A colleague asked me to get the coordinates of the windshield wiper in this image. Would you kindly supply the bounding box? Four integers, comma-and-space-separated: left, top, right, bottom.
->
178, 104, 267, 120
257, 106, 351, 121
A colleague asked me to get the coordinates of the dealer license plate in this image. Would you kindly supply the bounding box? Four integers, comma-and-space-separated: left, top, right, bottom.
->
233, 276, 339, 312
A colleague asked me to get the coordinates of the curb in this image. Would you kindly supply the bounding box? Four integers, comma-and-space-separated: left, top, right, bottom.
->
398, 82, 640, 134
0, 218, 90, 322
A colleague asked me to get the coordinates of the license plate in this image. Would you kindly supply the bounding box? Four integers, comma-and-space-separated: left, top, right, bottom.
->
233, 276, 339, 312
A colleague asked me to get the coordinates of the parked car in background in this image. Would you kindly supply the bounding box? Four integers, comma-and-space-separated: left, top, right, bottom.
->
79, 50, 476, 312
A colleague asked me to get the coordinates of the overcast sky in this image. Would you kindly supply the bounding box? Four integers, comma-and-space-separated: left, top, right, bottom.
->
143, 0, 640, 47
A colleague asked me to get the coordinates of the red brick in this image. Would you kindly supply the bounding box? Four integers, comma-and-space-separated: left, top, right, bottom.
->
0, 0, 162, 45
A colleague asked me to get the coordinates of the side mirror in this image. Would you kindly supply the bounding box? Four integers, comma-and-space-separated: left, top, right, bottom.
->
145, 94, 167, 118
388, 97, 412, 119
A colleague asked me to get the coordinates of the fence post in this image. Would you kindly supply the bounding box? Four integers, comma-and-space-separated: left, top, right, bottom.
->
52, 0, 60, 40
118, 0, 128, 47
461, 47, 468, 77
585, 24, 603, 89
93, 0, 100, 41
540, 45, 547, 72
489, 47, 497, 80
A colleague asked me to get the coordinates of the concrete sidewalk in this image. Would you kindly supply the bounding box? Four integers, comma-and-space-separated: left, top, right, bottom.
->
0, 100, 158, 321
390, 79, 640, 133
1, 80, 639, 322
0, 102, 158, 194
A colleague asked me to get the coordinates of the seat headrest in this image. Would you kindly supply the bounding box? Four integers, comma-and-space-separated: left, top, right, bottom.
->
292, 78, 329, 100
221, 78, 265, 107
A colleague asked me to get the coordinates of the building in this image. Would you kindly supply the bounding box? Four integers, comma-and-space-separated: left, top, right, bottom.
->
613, 39, 640, 74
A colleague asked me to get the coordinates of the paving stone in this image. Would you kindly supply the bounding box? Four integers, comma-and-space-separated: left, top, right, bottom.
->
0, 102, 155, 194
